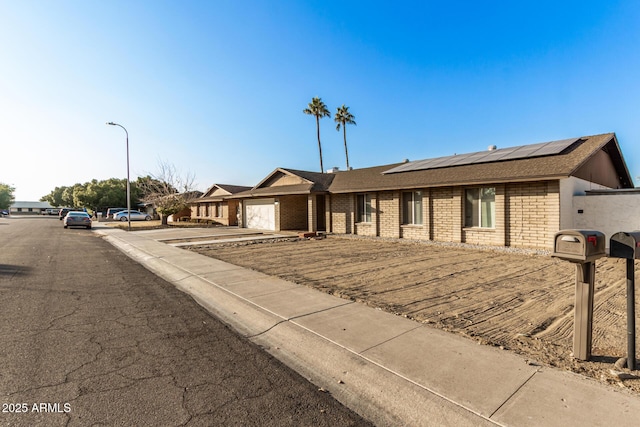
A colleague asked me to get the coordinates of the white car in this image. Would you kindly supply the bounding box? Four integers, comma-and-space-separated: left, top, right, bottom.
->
114, 210, 152, 222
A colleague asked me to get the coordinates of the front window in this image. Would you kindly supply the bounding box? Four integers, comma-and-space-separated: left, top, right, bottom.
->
402, 191, 423, 225
356, 194, 372, 223
465, 187, 495, 228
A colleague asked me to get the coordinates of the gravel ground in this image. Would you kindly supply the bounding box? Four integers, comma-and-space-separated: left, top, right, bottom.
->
188, 234, 640, 395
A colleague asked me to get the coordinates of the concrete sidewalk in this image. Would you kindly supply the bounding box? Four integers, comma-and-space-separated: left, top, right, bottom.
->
96, 226, 640, 426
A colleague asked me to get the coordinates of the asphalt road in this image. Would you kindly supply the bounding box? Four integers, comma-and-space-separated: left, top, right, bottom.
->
0, 216, 372, 426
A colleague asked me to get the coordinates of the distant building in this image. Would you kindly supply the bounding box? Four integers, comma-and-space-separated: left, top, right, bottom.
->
190, 184, 251, 225
10, 201, 54, 215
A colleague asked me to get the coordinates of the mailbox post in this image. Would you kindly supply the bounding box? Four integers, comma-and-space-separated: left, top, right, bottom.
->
609, 231, 640, 371
552, 230, 606, 361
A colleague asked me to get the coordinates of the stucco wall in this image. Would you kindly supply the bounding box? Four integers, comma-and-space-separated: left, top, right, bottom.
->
559, 177, 610, 230
573, 194, 640, 246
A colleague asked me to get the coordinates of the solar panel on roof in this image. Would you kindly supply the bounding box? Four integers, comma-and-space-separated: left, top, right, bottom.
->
383, 137, 580, 174
486, 147, 518, 161
429, 156, 459, 168
531, 138, 580, 157
447, 153, 485, 166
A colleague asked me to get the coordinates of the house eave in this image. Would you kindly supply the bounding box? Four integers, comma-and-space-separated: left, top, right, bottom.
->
328, 175, 568, 194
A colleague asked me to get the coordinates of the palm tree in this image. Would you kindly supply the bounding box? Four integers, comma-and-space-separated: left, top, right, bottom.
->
303, 97, 330, 173
334, 104, 356, 170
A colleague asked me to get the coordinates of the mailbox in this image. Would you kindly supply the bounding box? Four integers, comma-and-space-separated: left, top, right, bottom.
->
609, 231, 640, 370
552, 230, 606, 263
609, 231, 640, 260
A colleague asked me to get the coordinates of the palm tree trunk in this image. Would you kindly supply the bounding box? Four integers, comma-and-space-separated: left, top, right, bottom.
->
316, 116, 324, 173
343, 126, 350, 170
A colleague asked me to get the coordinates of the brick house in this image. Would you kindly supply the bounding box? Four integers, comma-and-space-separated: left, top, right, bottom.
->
229, 168, 335, 231
326, 133, 632, 249
234, 133, 633, 249
190, 184, 251, 225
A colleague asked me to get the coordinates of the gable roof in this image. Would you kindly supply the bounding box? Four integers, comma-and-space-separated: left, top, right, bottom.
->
216, 184, 253, 194
329, 133, 633, 193
229, 167, 335, 198
198, 183, 252, 202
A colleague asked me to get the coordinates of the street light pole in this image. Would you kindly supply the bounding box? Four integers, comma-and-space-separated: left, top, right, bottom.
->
106, 122, 131, 232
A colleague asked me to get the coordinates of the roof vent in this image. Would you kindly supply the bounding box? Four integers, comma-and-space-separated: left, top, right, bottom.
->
402, 158, 409, 163
488, 145, 497, 151
326, 167, 340, 173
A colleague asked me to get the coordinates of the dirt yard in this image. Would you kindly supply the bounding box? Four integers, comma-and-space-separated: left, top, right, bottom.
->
188, 235, 640, 394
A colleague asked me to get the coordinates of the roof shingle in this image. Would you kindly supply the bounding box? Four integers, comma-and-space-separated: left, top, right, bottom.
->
328, 133, 632, 193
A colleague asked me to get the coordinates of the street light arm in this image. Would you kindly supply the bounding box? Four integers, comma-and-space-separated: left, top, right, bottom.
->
106, 122, 128, 138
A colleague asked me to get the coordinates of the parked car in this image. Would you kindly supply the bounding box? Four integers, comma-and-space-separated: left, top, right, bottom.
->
63, 211, 92, 229
58, 207, 85, 220
106, 207, 127, 219
114, 210, 152, 222
0, 209, 9, 217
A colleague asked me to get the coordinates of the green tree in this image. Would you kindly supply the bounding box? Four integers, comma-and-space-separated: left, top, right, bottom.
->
41, 178, 139, 213
0, 183, 15, 210
61, 186, 76, 207
303, 97, 331, 173
334, 104, 356, 170
96, 178, 133, 210
40, 186, 67, 207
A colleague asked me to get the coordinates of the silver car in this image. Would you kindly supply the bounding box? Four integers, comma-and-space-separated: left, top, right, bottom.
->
114, 210, 152, 221
64, 211, 92, 229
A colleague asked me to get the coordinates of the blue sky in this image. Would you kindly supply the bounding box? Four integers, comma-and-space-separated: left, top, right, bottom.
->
2, 1, 639, 201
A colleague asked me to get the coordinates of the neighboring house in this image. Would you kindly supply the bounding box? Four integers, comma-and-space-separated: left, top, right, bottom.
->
234, 133, 633, 250
190, 184, 251, 225
10, 201, 54, 215
164, 191, 202, 222
229, 168, 335, 231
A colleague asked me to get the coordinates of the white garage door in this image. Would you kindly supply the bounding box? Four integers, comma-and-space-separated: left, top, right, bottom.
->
244, 199, 275, 230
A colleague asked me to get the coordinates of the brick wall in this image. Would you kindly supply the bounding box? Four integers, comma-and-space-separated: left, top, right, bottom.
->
190, 201, 240, 226
279, 195, 308, 230
505, 181, 559, 249
331, 194, 354, 234
327, 181, 559, 249
430, 187, 462, 243
378, 191, 401, 238
227, 201, 239, 226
